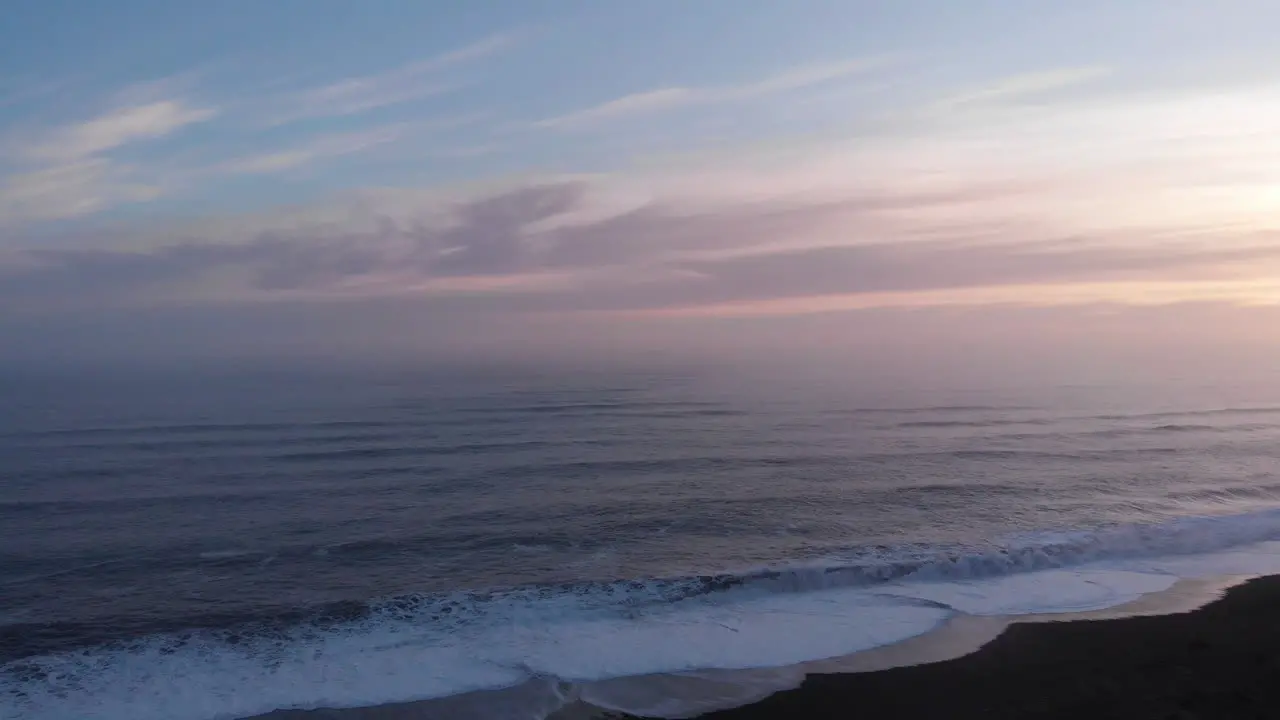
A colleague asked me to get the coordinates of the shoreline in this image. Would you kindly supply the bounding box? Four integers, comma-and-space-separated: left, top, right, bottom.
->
682, 573, 1279, 720
254, 573, 1279, 720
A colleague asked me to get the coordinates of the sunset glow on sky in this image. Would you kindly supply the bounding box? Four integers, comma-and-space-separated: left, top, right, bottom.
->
2, 1, 1278, 366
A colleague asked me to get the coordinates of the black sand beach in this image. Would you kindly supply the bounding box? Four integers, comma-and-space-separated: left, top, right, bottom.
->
261, 574, 1280, 720
690, 574, 1280, 720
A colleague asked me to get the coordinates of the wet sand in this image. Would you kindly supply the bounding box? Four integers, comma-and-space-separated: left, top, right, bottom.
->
691, 574, 1280, 720
256, 574, 1280, 720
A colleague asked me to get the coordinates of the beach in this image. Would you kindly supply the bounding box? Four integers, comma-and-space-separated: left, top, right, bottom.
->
255, 574, 1280, 720
687, 574, 1280, 720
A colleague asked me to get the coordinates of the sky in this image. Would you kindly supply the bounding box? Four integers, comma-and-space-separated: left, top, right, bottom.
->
2, 0, 1280, 374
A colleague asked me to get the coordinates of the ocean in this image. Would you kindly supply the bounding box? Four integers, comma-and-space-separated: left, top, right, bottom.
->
4, 363, 1280, 720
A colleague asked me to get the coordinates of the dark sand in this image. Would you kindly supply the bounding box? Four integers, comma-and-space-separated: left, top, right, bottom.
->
257, 575, 1280, 720
689, 574, 1280, 720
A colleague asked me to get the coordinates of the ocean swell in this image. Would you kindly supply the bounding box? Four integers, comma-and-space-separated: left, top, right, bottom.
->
9, 508, 1280, 720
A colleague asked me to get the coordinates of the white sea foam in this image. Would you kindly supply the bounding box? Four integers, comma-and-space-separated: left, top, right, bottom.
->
9, 511, 1280, 720
0, 588, 947, 720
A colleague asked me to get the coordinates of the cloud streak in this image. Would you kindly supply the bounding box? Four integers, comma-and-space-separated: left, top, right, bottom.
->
935, 66, 1111, 109
0, 160, 163, 223
4, 175, 1278, 319
535, 58, 883, 129
217, 126, 406, 175
268, 34, 511, 124
0, 95, 214, 223
4, 65, 1280, 348
26, 100, 217, 163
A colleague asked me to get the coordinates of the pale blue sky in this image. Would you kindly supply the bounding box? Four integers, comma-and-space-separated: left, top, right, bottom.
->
2, 1, 1280, 365
4, 0, 1275, 224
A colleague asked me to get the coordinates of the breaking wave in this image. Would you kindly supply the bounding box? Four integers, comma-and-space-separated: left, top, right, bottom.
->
9, 509, 1280, 720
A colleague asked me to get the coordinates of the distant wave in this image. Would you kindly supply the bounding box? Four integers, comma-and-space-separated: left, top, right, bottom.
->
1166, 483, 1280, 504
1080, 423, 1278, 440
27, 431, 425, 454
894, 419, 1053, 429
1153, 423, 1218, 432
6, 433, 623, 460
830, 405, 1038, 416
2, 419, 402, 440
266, 439, 562, 463
876, 448, 1179, 463
1091, 407, 1280, 422
196, 550, 262, 560
452, 400, 727, 415
895, 419, 1279, 433
10, 510, 1280, 720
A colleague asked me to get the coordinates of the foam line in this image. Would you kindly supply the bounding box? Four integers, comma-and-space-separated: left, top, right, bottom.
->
11, 510, 1280, 720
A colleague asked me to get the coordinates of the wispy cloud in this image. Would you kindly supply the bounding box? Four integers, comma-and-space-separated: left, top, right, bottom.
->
218, 126, 406, 175
0, 94, 214, 223
540, 89, 693, 128
4, 175, 1279, 317
0, 159, 163, 223
6, 63, 1279, 321
727, 58, 891, 99
25, 100, 217, 163
935, 66, 1111, 109
535, 57, 884, 129
268, 34, 512, 124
